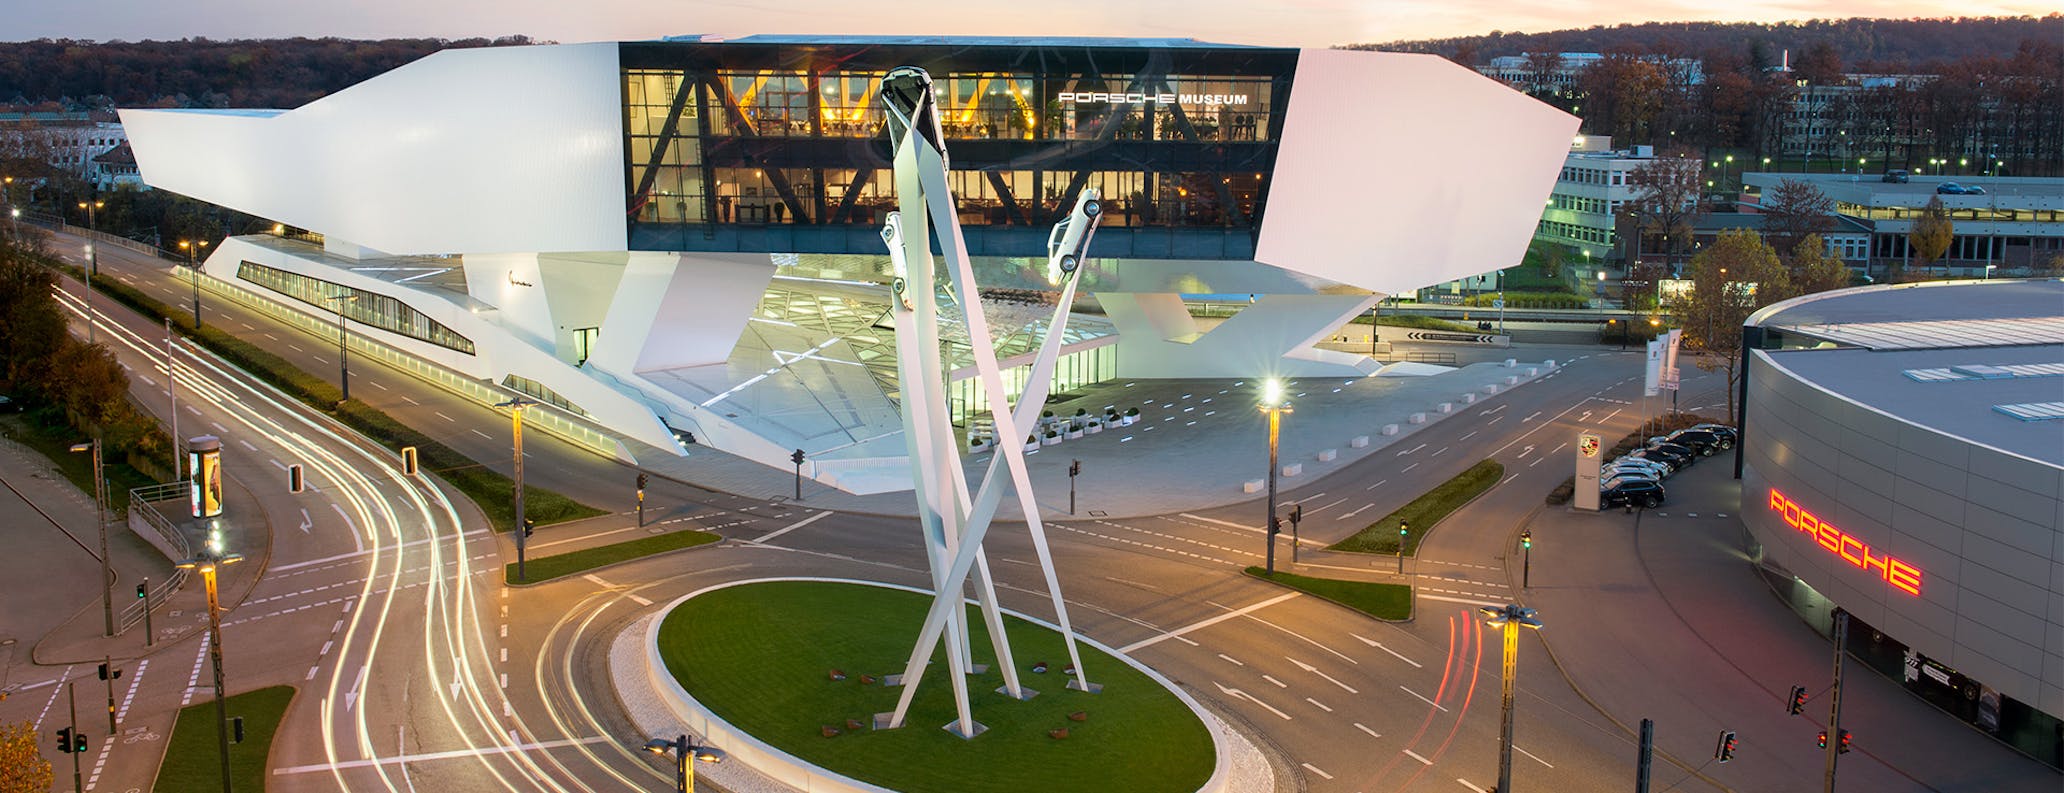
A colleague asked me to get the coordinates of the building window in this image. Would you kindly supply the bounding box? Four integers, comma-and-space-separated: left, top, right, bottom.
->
236, 261, 476, 355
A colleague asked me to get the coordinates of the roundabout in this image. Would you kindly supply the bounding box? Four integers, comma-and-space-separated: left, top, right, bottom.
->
632, 578, 1232, 793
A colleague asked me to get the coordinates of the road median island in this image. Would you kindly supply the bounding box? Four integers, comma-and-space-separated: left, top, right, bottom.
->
1328, 458, 1504, 555
153, 684, 294, 793
91, 273, 604, 532
504, 528, 719, 585
1242, 567, 1412, 621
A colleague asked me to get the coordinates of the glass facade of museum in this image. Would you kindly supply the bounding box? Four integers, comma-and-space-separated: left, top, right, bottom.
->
237, 261, 477, 355
618, 39, 1297, 259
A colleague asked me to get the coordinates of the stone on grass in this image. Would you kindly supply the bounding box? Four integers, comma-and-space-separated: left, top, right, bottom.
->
828, 669, 846, 681
821, 725, 841, 738
1068, 711, 1088, 722
1049, 728, 1070, 740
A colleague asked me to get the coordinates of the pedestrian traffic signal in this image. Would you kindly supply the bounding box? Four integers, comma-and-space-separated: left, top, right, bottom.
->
522, 519, 535, 539
56, 727, 73, 753
637, 472, 648, 491
791, 448, 806, 466
1520, 530, 1532, 549
1068, 459, 1081, 478
1715, 730, 1738, 762
1787, 685, 1808, 715
232, 716, 245, 744
97, 663, 117, 681
1837, 729, 1851, 753
136, 583, 147, 599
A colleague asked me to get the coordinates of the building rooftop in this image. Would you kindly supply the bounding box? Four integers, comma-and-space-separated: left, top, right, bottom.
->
669, 34, 1263, 49
1752, 279, 2064, 467
1743, 172, 2064, 209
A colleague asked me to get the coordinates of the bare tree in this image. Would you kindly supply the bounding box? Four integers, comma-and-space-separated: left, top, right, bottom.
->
1667, 229, 1789, 422
1626, 151, 1705, 269
1760, 178, 1836, 260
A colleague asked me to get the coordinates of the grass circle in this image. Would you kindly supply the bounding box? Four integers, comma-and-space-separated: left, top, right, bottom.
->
657, 580, 1216, 793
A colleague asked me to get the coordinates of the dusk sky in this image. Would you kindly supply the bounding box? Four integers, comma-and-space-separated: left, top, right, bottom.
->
3, 0, 2056, 47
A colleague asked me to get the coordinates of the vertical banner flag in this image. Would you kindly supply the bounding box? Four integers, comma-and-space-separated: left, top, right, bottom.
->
1644, 338, 1665, 397
1661, 329, 1683, 392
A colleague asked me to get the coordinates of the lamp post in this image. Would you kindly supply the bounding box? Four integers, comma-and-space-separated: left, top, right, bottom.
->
496, 397, 537, 580
2, 175, 16, 237
178, 239, 210, 329
1258, 379, 1290, 574
1481, 604, 1545, 793
176, 528, 243, 793
642, 733, 725, 793
68, 439, 115, 637
77, 199, 103, 277
323, 293, 357, 402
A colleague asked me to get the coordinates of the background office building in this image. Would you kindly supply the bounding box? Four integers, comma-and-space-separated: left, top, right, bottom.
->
120, 36, 1576, 491
1742, 172, 2064, 275
1740, 279, 2064, 768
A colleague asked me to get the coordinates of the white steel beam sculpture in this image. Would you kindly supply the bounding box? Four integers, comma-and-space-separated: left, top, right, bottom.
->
874, 66, 1102, 739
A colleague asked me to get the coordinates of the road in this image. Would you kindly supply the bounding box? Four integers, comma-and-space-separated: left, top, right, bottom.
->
14, 227, 2051, 793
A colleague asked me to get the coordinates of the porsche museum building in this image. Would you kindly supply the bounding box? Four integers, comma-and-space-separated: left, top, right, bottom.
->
1740, 279, 2064, 767
120, 36, 1575, 492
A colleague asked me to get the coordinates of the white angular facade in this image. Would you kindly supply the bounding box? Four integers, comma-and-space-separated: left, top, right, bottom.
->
122, 36, 1576, 492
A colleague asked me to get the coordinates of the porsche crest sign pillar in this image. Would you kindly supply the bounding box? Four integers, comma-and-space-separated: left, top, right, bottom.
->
1574, 432, 1602, 511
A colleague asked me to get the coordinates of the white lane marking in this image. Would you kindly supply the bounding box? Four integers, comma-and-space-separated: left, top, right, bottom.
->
581, 573, 653, 605
272, 737, 613, 774
1306, 497, 1348, 515
1118, 592, 1300, 653
1515, 744, 1554, 768
1401, 685, 1448, 711
237, 439, 257, 452
433, 411, 455, 422
1396, 443, 1426, 456
1523, 411, 1542, 422
402, 396, 419, 405
271, 529, 489, 572
1172, 513, 1324, 547
344, 665, 367, 710
330, 502, 364, 554
469, 429, 491, 440
1487, 416, 1504, 425
1241, 613, 1359, 666
1363, 478, 1388, 491
1459, 431, 1477, 440
1301, 762, 1334, 780
185, 404, 202, 416
754, 510, 832, 545
1216, 654, 1244, 666
1457, 779, 1490, 792
1352, 634, 1423, 668
1531, 458, 1544, 467
1431, 446, 1448, 457
268, 458, 287, 470
1355, 722, 1381, 738
298, 508, 313, 534
1261, 674, 1286, 689
1340, 502, 1376, 519
209, 421, 227, 433
1404, 748, 1433, 765
1287, 657, 1358, 693
1403, 462, 1419, 472
1304, 697, 1333, 712
369, 380, 389, 390
1419, 592, 1507, 608
1212, 681, 1291, 721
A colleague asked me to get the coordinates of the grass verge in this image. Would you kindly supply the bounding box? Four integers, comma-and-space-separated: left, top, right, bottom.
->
1329, 458, 1504, 555
1348, 313, 1478, 333
1244, 566, 1412, 620
659, 581, 1215, 793
153, 685, 294, 793
91, 273, 604, 532
0, 411, 159, 511
505, 528, 718, 585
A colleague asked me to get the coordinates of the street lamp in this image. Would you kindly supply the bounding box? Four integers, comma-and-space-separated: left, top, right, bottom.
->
77, 199, 103, 276
176, 527, 244, 793
178, 239, 210, 329
1480, 604, 1545, 793
1258, 379, 1290, 574
642, 733, 725, 793
497, 397, 538, 580
68, 439, 115, 637
323, 293, 358, 402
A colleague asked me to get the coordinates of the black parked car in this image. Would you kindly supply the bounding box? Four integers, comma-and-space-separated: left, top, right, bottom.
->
1631, 444, 1694, 470
1667, 429, 1732, 455
1601, 478, 1666, 509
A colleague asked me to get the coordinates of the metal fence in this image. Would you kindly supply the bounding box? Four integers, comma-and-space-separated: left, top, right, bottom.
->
122, 481, 191, 631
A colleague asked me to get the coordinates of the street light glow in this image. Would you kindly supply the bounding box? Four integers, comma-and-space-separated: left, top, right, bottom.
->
1263, 379, 1282, 407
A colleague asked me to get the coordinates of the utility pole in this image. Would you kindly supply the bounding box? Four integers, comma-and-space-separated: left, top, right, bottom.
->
1824, 608, 1849, 793
497, 398, 536, 581
67, 682, 83, 793
100, 657, 119, 734
139, 579, 153, 647
1635, 718, 1655, 793
70, 439, 113, 636
178, 535, 242, 793
1260, 380, 1289, 574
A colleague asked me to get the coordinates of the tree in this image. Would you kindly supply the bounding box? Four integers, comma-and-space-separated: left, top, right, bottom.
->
1906, 195, 1954, 278
1760, 179, 1837, 260
0, 720, 54, 793
1790, 234, 1852, 297
0, 243, 69, 395
1626, 151, 1704, 268
1668, 229, 1788, 422
1795, 41, 1845, 86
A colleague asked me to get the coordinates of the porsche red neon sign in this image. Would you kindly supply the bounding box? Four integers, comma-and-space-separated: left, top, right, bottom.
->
1768, 488, 1923, 596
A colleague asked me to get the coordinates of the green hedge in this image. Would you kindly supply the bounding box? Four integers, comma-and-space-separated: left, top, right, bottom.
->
1330, 459, 1504, 554
1244, 567, 1411, 620
1460, 291, 1590, 309
1349, 313, 1478, 333
91, 273, 603, 532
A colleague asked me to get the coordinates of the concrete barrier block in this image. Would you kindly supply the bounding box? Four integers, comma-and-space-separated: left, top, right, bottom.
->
1408, 413, 1426, 425
1243, 478, 1265, 493
1544, 359, 1557, 369
1461, 393, 1477, 404
1437, 402, 1453, 414
1483, 384, 1500, 395
1317, 448, 1338, 462
1383, 424, 1400, 435
1504, 375, 1519, 385
1526, 367, 1538, 377
1504, 358, 1517, 368
1350, 435, 1370, 448
1281, 463, 1304, 477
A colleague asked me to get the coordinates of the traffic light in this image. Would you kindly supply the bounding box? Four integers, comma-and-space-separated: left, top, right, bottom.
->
1715, 730, 1738, 762
1068, 459, 1081, 478
522, 519, 535, 539
74, 731, 87, 753
232, 716, 245, 744
136, 583, 148, 600
1837, 729, 1852, 754
637, 472, 648, 491
288, 463, 304, 493
56, 727, 73, 754
1787, 685, 1808, 715
1520, 530, 1532, 549
791, 448, 806, 466
1817, 730, 1828, 749
1290, 504, 1302, 526
401, 446, 419, 476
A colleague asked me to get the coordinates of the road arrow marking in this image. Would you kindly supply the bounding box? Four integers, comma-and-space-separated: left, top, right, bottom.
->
1213, 681, 1291, 720
1287, 657, 1358, 694
344, 665, 366, 711
1517, 444, 1536, 458
1579, 410, 1594, 423
1352, 634, 1424, 668
1340, 502, 1376, 519
298, 508, 313, 535
1523, 411, 1542, 422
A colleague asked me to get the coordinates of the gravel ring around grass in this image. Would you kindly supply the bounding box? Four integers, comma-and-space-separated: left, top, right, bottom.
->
653, 579, 1223, 793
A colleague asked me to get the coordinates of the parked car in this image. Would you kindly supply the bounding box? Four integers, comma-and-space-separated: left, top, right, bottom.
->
1665, 429, 1730, 455
1601, 478, 1666, 509
1612, 453, 1674, 475
1936, 182, 1967, 195
1882, 169, 1910, 183
1602, 469, 1662, 486
1605, 458, 1672, 479
1689, 422, 1737, 439
1647, 441, 1700, 463
1630, 445, 1693, 470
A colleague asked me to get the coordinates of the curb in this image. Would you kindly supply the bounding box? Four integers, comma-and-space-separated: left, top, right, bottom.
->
1241, 568, 1414, 624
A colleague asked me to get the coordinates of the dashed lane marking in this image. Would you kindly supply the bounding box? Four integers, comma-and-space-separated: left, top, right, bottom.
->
1302, 762, 1334, 780
1355, 722, 1382, 738
1404, 748, 1433, 765
1516, 744, 1554, 768
1401, 685, 1448, 711
1305, 697, 1333, 713
1262, 674, 1286, 688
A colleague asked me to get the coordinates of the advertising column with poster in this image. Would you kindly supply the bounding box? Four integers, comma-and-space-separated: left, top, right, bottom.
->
189, 435, 223, 519
1574, 432, 1602, 511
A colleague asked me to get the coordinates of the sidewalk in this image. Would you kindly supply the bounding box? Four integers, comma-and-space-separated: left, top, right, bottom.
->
1520, 462, 2058, 792
632, 356, 1570, 521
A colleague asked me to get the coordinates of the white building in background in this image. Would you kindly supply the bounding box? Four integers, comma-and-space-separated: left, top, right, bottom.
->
0, 111, 127, 180
121, 36, 1576, 492
1479, 52, 1705, 96
1537, 134, 1652, 263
